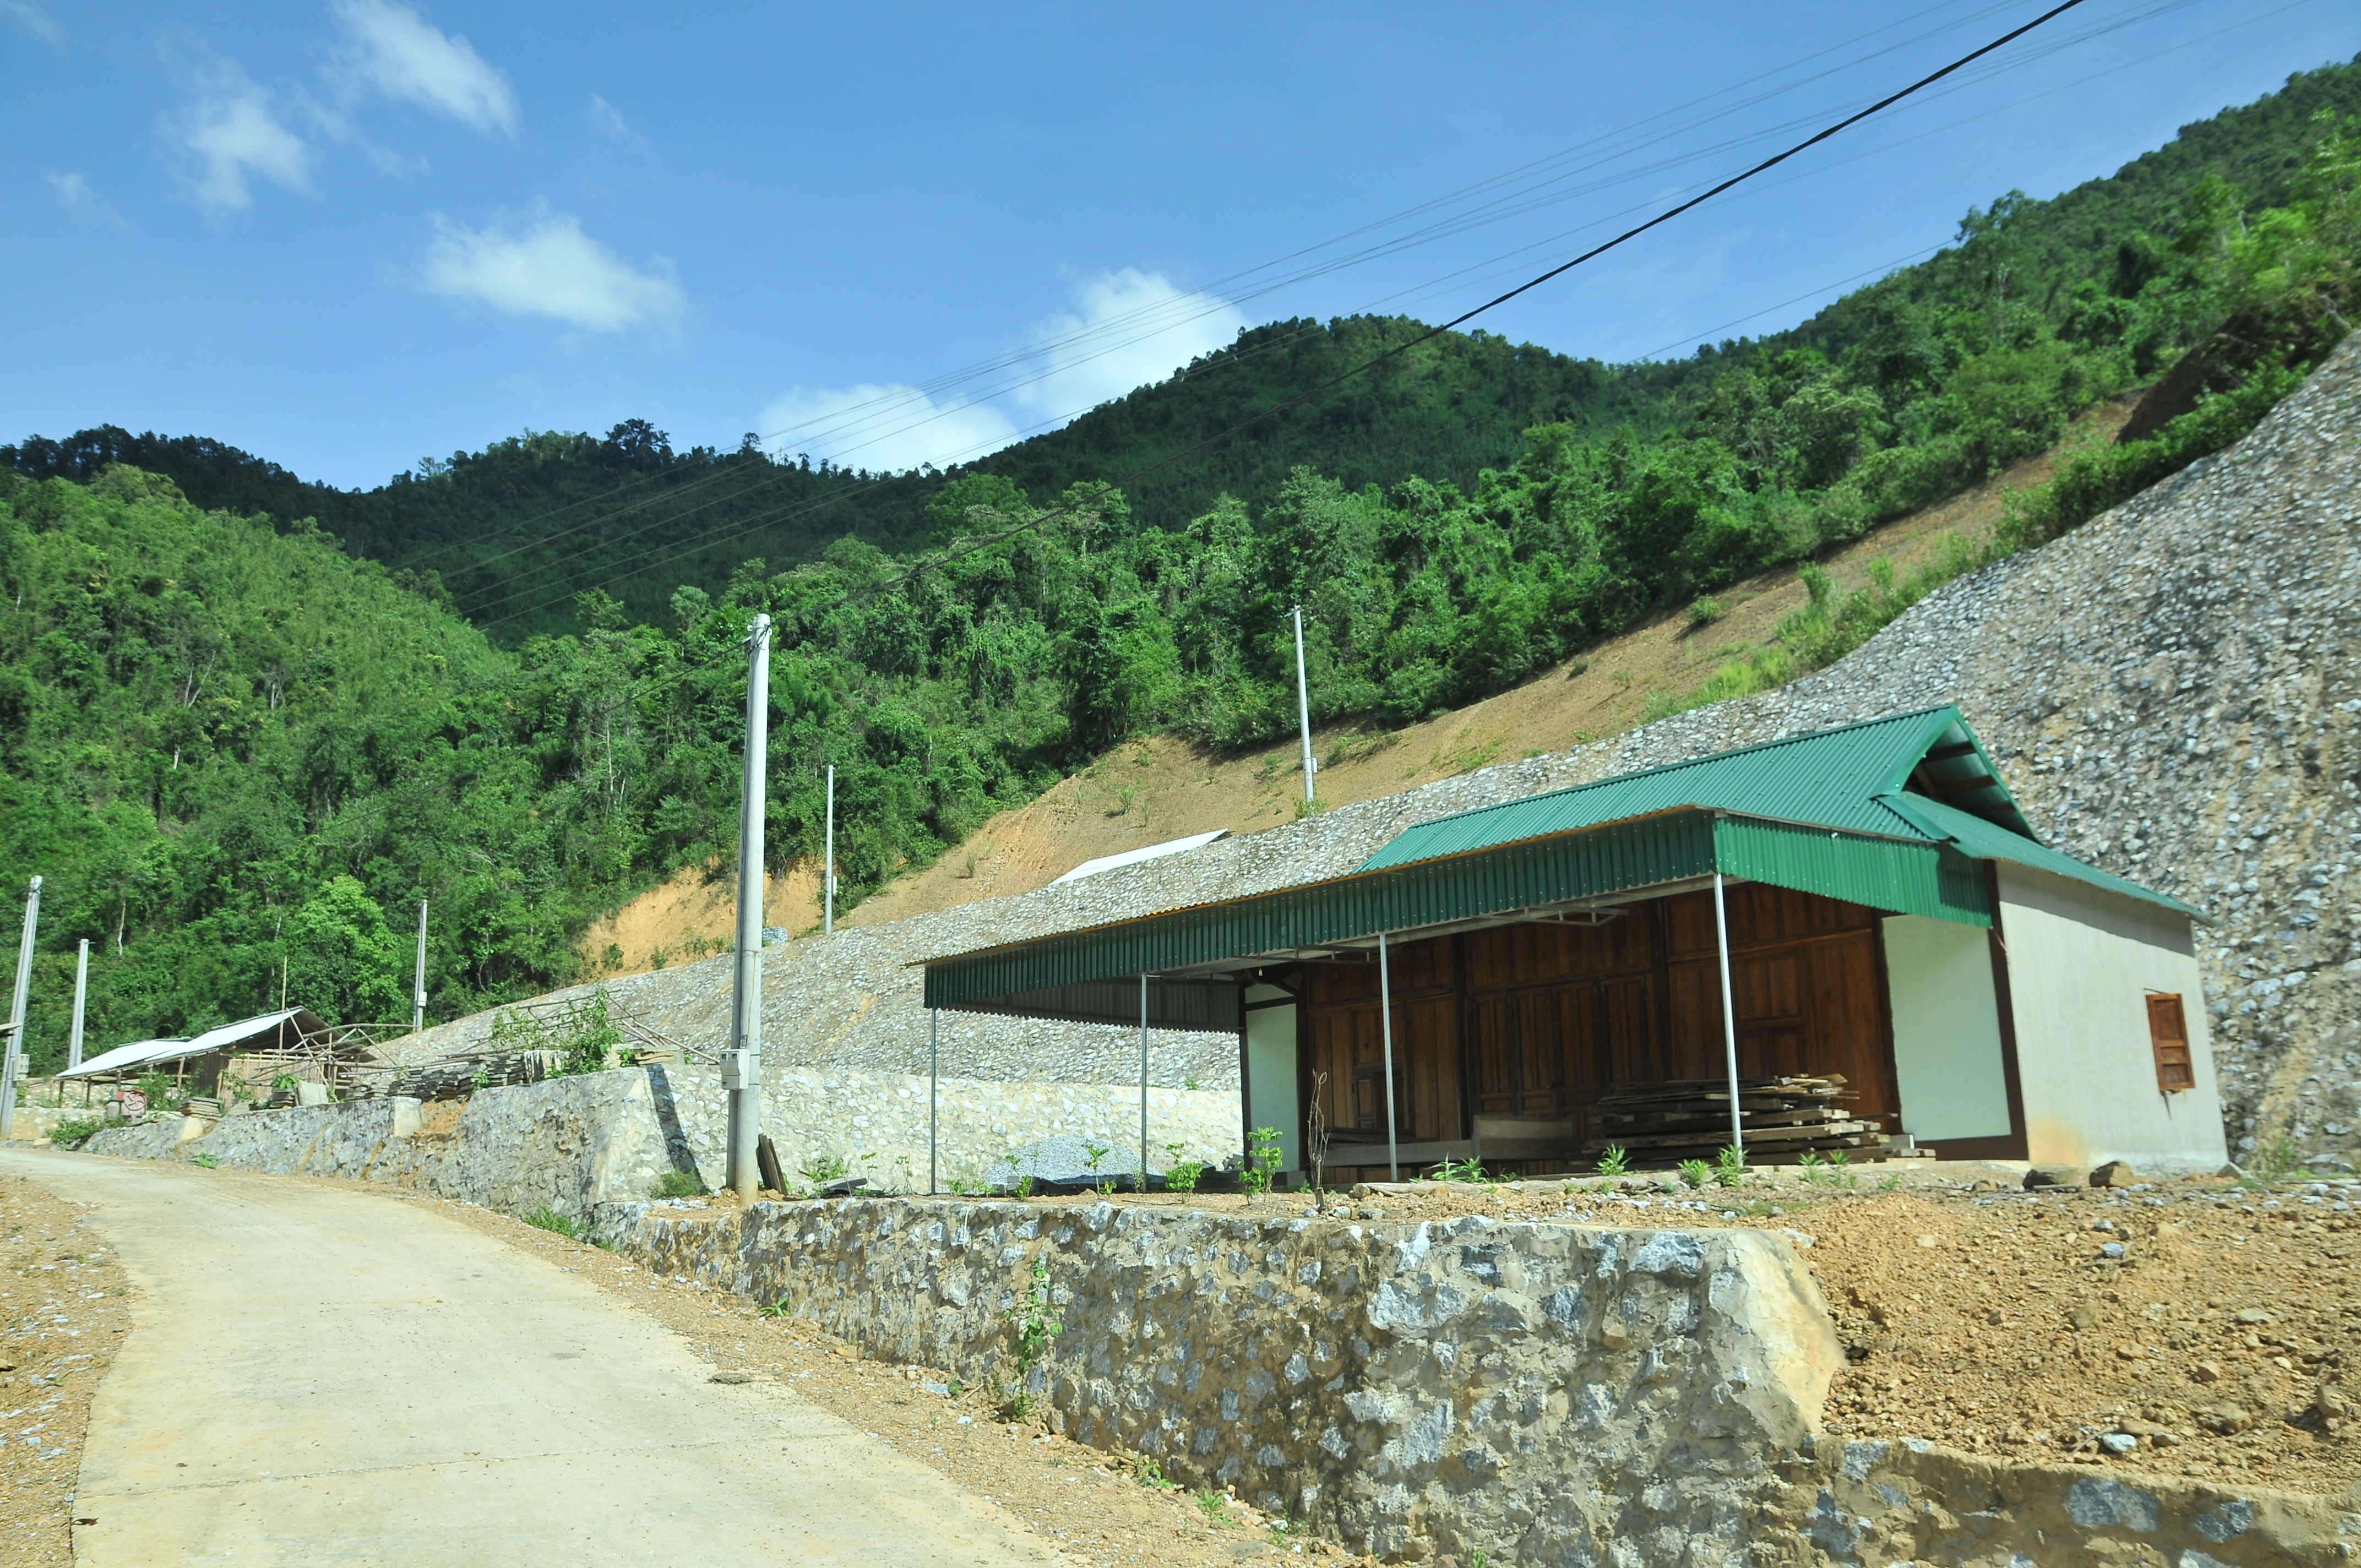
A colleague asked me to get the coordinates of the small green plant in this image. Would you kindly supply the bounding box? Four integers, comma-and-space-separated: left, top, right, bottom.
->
799, 1152, 852, 1188
48, 1117, 100, 1149
1013, 1173, 1036, 1198
1677, 1158, 1710, 1190
1713, 1145, 1747, 1188
651, 1169, 706, 1199
1687, 596, 1723, 626
188, 1152, 219, 1169
270, 1071, 301, 1093
757, 1295, 793, 1320
135, 1071, 181, 1112
525, 1204, 580, 1239
1242, 1126, 1284, 1199
2256, 1136, 2308, 1183
1428, 1156, 1490, 1184
1797, 1148, 1826, 1183
1878, 1174, 1902, 1191
947, 1174, 988, 1196
1081, 1142, 1113, 1194
1194, 1489, 1236, 1526
1129, 1454, 1173, 1490
1000, 1255, 1064, 1419
1163, 1142, 1204, 1193
1595, 1144, 1630, 1178
471, 1064, 493, 1092
1471, 1550, 1489, 1568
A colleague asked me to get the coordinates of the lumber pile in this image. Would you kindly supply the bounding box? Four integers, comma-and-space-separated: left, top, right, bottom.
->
344, 1049, 565, 1102
1583, 1075, 1890, 1164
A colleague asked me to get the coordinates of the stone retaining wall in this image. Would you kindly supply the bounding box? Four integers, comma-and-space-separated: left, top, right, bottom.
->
73, 1065, 1244, 1215
586, 1196, 1842, 1563
586, 1196, 2358, 1566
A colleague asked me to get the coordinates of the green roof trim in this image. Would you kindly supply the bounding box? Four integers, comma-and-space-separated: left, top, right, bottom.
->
1876, 791, 2200, 917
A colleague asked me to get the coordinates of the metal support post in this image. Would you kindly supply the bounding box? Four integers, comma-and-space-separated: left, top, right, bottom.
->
1138, 973, 1150, 1193
1712, 871, 1745, 1159
3, 876, 40, 1139
823, 764, 835, 935
411, 900, 428, 1033
68, 939, 89, 1072
1291, 606, 1316, 807
1378, 930, 1398, 1183
927, 1006, 939, 1196
726, 614, 773, 1200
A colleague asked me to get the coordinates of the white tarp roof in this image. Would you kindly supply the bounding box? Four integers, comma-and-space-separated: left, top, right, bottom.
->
59, 1008, 319, 1080
1051, 830, 1229, 886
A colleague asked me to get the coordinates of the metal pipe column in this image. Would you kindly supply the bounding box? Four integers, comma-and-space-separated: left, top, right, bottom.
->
411, 900, 428, 1033
726, 614, 773, 1200
823, 764, 835, 935
67, 939, 88, 1072
927, 1006, 939, 1196
1291, 606, 1316, 807
1712, 872, 1745, 1159
1139, 973, 1150, 1193
2, 876, 40, 1140
1378, 930, 1398, 1182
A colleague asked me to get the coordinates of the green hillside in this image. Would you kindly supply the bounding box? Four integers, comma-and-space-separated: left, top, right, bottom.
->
1, 66, 2354, 1060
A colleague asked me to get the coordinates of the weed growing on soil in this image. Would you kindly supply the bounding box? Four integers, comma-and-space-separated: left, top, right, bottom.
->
1677, 1159, 1711, 1189
1194, 1489, 1235, 1526
47, 1118, 98, 1150
757, 1295, 793, 1320
525, 1204, 580, 1239
1714, 1145, 1747, 1188
798, 1153, 851, 1188
1242, 1128, 1284, 1198
650, 1169, 706, 1199
1595, 1145, 1630, 1178
1162, 1142, 1204, 1193
999, 1256, 1063, 1419
1429, 1156, 1492, 1184
1129, 1455, 1173, 1490
187, 1152, 219, 1169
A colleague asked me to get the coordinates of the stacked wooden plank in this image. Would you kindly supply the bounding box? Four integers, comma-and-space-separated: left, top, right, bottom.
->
1582, 1075, 1888, 1164
344, 1049, 565, 1102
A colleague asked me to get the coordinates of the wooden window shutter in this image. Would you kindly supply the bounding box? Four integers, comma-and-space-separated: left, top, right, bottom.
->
2146, 994, 2194, 1093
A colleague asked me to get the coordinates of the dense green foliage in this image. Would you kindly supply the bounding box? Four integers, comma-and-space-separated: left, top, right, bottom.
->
2, 66, 2355, 1068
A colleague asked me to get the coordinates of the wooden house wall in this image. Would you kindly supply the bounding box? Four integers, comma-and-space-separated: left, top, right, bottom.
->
1299, 884, 1896, 1175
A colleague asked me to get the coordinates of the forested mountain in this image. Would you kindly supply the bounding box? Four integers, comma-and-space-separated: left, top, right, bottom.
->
2, 63, 2355, 1066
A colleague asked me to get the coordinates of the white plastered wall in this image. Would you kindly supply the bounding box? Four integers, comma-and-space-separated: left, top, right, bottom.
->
1996, 862, 2229, 1175
1243, 985, 1300, 1173
1883, 914, 2013, 1144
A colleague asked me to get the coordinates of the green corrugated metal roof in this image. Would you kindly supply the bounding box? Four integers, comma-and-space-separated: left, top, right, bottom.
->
921, 705, 2192, 1012
1358, 705, 2028, 873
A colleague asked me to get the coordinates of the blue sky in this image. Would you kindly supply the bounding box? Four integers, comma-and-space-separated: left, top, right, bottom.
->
4, 1, 2357, 490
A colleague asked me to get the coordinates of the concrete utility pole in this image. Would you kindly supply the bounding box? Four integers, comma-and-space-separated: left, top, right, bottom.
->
67, 939, 88, 1072
411, 900, 428, 1033
1291, 605, 1317, 808
823, 764, 835, 935
2, 876, 41, 1139
725, 614, 773, 1200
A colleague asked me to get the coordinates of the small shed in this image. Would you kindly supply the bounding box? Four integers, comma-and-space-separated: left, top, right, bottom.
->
57, 1008, 352, 1102
920, 706, 2227, 1179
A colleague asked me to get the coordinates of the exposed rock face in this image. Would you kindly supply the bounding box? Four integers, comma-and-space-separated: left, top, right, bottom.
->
404, 334, 2360, 1168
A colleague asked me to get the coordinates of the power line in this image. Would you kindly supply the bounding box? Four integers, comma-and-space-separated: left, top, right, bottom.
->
482, 0, 2096, 637
400, 0, 2042, 582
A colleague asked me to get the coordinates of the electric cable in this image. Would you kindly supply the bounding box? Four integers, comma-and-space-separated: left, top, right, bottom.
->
478, 0, 2098, 637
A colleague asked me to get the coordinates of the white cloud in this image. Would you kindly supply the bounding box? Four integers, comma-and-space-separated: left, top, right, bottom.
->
3, 1, 59, 43
330, 0, 516, 134
47, 172, 125, 226
755, 384, 1020, 475
589, 94, 645, 150
755, 269, 1247, 473
1013, 268, 1248, 418
170, 62, 315, 217
420, 202, 683, 333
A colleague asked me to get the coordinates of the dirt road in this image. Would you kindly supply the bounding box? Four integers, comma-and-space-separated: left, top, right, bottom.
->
0, 1148, 1064, 1567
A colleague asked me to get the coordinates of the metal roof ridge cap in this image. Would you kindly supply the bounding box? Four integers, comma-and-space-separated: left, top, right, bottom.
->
1380, 703, 1967, 838
1709, 807, 1940, 848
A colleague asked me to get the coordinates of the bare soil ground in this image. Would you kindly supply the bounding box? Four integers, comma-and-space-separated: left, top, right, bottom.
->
0, 1167, 133, 1567
579, 398, 2137, 972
